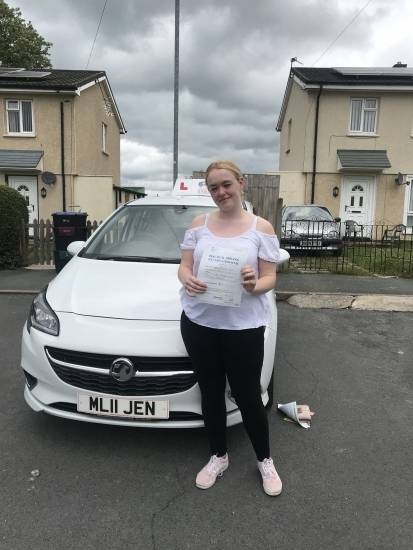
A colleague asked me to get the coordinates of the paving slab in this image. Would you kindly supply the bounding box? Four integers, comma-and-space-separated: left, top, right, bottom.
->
352, 294, 413, 311
287, 294, 355, 309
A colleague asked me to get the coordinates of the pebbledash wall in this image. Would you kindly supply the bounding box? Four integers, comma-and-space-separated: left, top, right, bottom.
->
0, 82, 122, 223
277, 80, 412, 224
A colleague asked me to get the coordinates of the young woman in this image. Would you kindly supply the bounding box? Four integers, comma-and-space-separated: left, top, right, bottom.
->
178, 160, 282, 496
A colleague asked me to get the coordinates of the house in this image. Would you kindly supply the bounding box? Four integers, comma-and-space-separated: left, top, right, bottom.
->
276, 63, 413, 231
0, 67, 126, 224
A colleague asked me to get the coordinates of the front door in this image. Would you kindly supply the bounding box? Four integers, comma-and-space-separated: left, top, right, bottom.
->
340, 175, 376, 226
9, 176, 38, 228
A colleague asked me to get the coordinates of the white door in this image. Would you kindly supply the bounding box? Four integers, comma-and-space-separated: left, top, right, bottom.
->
9, 176, 38, 227
341, 175, 376, 226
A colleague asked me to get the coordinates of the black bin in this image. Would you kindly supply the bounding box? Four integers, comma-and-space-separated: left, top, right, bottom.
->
52, 212, 88, 273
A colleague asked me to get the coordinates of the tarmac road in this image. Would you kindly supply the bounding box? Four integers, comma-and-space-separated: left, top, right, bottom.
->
1, 294, 412, 550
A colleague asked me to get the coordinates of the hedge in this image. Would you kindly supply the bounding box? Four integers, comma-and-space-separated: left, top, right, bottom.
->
0, 185, 29, 269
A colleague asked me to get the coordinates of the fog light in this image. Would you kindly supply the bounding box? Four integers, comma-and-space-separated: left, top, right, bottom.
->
228, 391, 237, 404
23, 370, 38, 390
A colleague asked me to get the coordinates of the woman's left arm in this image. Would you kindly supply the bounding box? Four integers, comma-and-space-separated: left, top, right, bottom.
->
241, 216, 277, 294
241, 259, 276, 294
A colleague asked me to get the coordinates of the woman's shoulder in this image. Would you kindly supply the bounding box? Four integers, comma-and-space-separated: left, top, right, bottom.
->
188, 214, 207, 229
256, 217, 275, 235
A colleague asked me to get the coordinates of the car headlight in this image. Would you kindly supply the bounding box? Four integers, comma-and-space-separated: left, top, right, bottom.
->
327, 230, 339, 238
27, 287, 60, 336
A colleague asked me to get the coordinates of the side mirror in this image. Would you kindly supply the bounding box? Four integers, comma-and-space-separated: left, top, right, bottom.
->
334, 217, 341, 222
278, 248, 290, 265
67, 241, 86, 256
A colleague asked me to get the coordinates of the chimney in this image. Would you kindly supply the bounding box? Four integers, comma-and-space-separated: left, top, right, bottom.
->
393, 62, 407, 68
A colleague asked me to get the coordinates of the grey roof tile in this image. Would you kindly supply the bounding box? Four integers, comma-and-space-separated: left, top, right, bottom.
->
337, 149, 391, 169
0, 149, 44, 168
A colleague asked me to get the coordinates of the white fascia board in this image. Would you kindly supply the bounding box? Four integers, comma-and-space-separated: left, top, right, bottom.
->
293, 74, 307, 89
77, 76, 126, 134
303, 84, 413, 92
276, 77, 294, 131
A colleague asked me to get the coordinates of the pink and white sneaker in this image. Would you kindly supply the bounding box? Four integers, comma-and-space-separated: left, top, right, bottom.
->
257, 458, 282, 496
196, 454, 229, 489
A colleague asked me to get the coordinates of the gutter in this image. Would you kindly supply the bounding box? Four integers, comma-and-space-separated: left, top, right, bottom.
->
311, 85, 323, 204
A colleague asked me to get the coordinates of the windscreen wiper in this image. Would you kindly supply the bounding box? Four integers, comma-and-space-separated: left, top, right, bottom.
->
95, 255, 179, 263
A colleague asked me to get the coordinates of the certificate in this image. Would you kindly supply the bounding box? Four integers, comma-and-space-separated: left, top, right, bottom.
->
196, 245, 249, 307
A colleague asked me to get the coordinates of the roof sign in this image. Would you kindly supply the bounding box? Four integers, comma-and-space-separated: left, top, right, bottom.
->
172, 179, 211, 197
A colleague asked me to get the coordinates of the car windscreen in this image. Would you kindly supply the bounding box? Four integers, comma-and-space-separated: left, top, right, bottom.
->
283, 206, 334, 221
82, 204, 217, 262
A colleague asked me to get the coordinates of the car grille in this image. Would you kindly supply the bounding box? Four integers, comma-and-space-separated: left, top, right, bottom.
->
45, 347, 197, 396
46, 347, 193, 372
50, 402, 203, 422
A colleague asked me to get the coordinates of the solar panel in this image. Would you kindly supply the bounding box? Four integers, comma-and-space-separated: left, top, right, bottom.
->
333, 67, 413, 76
0, 68, 51, 79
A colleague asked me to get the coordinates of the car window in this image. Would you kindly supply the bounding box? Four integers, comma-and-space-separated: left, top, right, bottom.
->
283, 206, 333, 221
83, 204, 216, 261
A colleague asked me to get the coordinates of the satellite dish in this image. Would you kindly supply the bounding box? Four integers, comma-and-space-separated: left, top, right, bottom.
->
41, 171, 57, 185
395, 172, 403, 185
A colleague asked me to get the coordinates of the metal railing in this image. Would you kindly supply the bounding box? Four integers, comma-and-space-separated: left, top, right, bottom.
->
279, 221, 413, 277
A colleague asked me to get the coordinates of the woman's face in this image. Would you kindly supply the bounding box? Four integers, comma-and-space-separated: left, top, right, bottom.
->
206, 169, 243, 210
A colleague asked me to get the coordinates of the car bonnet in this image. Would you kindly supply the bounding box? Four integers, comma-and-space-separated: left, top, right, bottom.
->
46, 256, 182, 321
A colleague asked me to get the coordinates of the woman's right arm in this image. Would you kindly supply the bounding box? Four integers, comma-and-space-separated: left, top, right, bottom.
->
178, 250, 207, 296
178, 215, 207, 296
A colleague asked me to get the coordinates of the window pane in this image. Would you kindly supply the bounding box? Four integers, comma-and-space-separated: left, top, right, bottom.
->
409, 186, 413, 212
365, 99, 376, 108
363, 110, 376, 132
8, 111, 20, 132
21, 101, 33, 132
350, 197, 354, 206
7, 100, 19, 110
350, 100, 362, 131
407, 215, 413, 228
359, 197, 363, 207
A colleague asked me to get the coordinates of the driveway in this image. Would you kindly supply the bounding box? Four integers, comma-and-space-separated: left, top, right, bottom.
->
1, 295, 412, 549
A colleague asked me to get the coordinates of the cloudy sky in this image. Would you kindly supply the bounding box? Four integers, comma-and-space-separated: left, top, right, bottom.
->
7, 0, 413, 194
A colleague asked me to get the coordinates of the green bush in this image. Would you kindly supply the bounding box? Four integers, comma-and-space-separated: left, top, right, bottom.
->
0, 185, 29, 269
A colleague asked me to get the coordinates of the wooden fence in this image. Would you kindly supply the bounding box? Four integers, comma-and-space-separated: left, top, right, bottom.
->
20, 219, 102, 266
192, 172, 283, 235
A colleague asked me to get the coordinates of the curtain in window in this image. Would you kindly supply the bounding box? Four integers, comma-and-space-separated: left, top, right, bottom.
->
350, 100, 362, 131
363, 110, 376, 132
8, 111, 20, 132
22, 101, 33, 132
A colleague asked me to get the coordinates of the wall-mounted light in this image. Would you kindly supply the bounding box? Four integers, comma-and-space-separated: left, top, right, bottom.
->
395, 172, 411, 186
41, 187, 47, 198
333, 186, 339, 197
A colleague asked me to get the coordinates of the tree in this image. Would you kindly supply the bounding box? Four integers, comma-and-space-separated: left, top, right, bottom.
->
0, 1, 52, 68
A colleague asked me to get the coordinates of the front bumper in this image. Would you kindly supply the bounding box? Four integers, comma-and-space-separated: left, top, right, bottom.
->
21, 311, 276, 428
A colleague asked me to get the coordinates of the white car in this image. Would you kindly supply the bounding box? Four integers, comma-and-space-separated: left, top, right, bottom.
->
21, 181, 289, 428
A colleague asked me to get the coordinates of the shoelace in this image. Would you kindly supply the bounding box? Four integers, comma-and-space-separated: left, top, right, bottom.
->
206, 455, 225, 475
261, 458, 278, 478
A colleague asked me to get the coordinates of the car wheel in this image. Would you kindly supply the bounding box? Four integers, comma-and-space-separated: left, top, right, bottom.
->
332, 245, 343, 257
265, 365, 274, 409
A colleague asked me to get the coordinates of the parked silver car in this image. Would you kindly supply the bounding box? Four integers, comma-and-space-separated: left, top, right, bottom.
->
281, 205, 342, 255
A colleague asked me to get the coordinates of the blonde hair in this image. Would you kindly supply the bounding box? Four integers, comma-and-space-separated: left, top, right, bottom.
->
205, 160, 243, 184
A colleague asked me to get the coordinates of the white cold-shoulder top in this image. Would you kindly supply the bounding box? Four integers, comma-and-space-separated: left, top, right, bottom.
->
180, 214, 280, 330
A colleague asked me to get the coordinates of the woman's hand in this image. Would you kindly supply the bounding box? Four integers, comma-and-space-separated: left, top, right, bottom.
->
241, 265, 257, 293
184, 274, 207, 297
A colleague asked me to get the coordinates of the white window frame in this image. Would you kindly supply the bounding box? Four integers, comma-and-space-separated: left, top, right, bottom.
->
6, 99, 35, 135
102, 122, 107, 153
349, 98, 378, 135
404, 175, 413, 233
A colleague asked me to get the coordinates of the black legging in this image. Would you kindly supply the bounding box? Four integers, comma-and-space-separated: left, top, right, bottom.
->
180, 311, 270, 461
